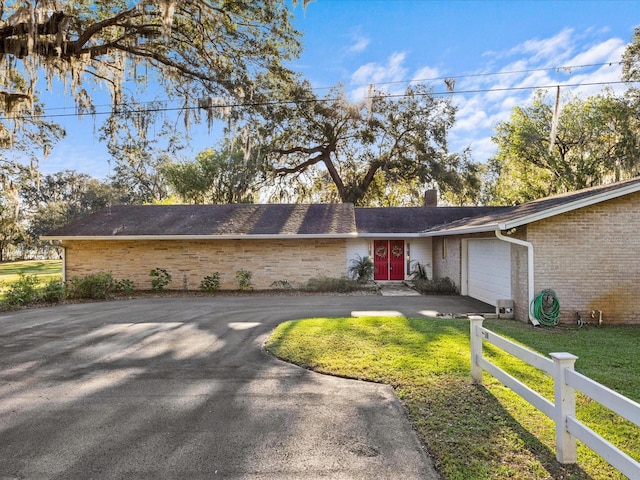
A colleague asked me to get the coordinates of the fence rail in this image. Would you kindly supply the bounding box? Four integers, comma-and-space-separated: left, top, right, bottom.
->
470, 316, 640, 479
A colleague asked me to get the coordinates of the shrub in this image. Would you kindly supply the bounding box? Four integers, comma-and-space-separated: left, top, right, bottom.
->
270, 279, 293, 290
41, 279, 66, 303
235, 269, 253, 290
409, 261, 429, 281
412, 276, 459, 295
150, 268, 172, 291
200, 273, 221, 293
347, 255, 374, 283
2, 273, 41, 307
68, 272, 117, 299
305, 276, 361, 293
115, 278, 135, 294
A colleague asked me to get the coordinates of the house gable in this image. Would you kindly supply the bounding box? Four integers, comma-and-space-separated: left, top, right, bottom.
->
424, 179, 640, 324
525, 190, 640, 324
421, 177, 640, 236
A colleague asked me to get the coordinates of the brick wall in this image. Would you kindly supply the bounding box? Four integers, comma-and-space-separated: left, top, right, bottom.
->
432, 236, 462, 286
509, 228, 530, 324
526, 192, 640, 325
62, 238, 348, 290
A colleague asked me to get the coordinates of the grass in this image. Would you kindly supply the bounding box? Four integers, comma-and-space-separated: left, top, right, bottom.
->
265, 316, 640, 480
0, 259, 62, 281
0, 260, 62, 294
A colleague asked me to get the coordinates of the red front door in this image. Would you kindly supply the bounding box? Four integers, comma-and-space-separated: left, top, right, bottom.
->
373, 240, 405, 281
374, 240, 389, 280
389, 240, 405, 280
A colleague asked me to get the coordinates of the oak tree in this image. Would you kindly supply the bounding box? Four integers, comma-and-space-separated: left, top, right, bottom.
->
162, 139, 265, 204
20, 170, 127, 255
260, 82, 478, 206
487, 90, 640, 205
0, 0, 304, 182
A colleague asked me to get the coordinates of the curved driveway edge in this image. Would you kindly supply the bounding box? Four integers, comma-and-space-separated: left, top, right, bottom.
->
0, 295, 488, 478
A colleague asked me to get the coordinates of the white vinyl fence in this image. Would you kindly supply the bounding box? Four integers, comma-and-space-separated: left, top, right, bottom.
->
470, 316, 640, 479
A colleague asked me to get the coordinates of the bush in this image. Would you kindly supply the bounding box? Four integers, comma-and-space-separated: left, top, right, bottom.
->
115, 278, 135, 294
409, 261, 429, 281
2, 273, 41, 307
412, 276, 459, 295
200, 273, 221, 293
235, 269, 253, 290
270, 279, 293, 290
68, 272, 117, 299
150, 268, 172, 291
348, 255, 374, 283
305, 276, 361, 293
41, 279, 66, 303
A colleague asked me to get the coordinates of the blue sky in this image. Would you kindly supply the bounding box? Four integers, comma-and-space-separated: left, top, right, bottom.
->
39, 0, 640, 179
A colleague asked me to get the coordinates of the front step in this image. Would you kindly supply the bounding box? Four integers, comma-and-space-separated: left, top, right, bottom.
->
377, 282, 422, 296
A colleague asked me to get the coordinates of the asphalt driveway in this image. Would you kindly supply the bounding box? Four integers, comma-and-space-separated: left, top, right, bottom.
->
0, 294, 491, 479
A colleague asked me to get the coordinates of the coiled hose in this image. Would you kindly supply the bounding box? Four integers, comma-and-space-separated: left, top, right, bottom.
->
530, 289, 560, 326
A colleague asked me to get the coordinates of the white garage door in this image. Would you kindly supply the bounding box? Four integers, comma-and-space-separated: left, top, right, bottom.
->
467, 239, 511, 306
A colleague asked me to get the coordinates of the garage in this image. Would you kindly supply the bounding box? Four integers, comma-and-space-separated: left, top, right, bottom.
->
465, 239, 511, 306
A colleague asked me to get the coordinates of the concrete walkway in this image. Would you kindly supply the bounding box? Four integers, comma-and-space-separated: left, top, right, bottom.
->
0, 295, 491, 479
378, 282, 422, 296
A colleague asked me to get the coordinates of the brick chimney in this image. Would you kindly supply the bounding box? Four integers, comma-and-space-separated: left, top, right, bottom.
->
424, 189, 438, 207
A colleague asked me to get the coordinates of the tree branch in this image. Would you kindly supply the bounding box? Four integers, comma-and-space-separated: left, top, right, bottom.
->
273, 145, 326, 156
273, 151, 325, 175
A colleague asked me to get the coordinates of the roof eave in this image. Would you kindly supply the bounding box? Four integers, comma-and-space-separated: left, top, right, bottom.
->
500, 181, 640, 230
41, 233, 359, 241
419, 224, 499, 237
356, 233, 423, 238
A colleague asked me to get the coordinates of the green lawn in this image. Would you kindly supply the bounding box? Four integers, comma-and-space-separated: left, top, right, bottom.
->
265, 316, 640, 480
0, 260, 62, 292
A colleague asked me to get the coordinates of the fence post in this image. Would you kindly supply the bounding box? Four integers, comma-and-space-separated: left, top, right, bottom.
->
550, 352, 578, 463
469, 316, 484, 384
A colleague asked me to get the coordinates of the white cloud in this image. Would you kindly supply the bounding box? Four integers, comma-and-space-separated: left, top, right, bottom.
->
454, 110, 491, 132
567, 38, 625, 66
345, 33, 370, 54
350, 52, 411, 100
449, 28, 630, 164
351, 52, 408, 86
506, 28, 576, 64
411, 66, 441, 83
455, 96, 484, 122
468, 137, 497, 163
345, 28, 629, 165
513, 70, 553, 90
500, 96, 518, 111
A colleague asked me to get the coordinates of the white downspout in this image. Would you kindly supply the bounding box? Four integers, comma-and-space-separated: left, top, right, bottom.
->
494, 229, 540, 326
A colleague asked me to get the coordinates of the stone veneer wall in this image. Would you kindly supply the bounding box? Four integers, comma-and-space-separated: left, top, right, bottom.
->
62, 238, 348, 290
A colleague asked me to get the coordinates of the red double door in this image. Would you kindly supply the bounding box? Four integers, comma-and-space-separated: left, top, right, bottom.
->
373, 240, 405, 281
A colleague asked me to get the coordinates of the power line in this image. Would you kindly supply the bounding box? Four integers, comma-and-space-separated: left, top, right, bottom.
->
0, 66, 634, 122
377, 80, 634, 99
15, 59, 625, 113
311, 61, 624, 90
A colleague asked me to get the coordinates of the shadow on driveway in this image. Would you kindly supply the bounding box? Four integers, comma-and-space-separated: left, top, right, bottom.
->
0, 295, 489, 479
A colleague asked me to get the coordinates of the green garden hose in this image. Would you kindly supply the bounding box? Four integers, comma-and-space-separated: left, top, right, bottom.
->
530, 289, 560, 326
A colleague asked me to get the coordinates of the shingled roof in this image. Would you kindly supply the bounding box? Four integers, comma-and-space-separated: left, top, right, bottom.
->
42, 177, 640, 240
354, 206, 509, 236
422, 176, 640, 236
42, 204, 358, 239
